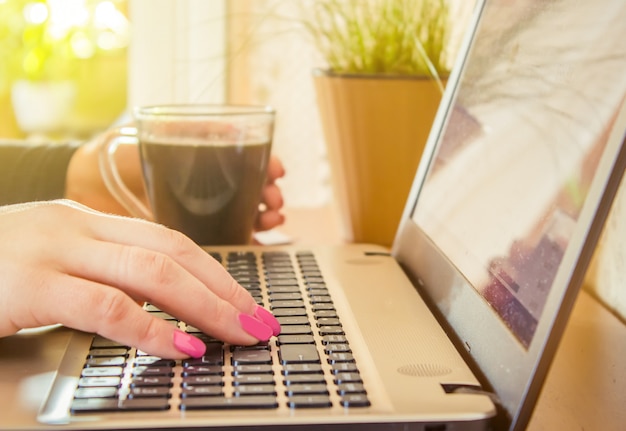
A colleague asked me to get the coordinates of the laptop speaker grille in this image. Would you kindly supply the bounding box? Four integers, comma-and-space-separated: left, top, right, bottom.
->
397, 363, 453, 377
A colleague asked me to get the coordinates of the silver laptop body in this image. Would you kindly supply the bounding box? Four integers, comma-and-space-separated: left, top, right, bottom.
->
1, 0, 625, 430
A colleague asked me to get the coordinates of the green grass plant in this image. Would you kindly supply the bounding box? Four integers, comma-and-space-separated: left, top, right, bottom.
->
303, 0, 451, 80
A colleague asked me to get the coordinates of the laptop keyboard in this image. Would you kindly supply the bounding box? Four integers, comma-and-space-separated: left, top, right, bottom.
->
70, 250, 370, 413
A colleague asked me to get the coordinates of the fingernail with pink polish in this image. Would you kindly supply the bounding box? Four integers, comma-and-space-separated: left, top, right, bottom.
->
254, 305, 281, 336
239, 313, 273, 341
173, 329, 206, 358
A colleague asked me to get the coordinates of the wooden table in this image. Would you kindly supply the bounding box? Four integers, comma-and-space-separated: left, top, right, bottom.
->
276, 205, 626, 431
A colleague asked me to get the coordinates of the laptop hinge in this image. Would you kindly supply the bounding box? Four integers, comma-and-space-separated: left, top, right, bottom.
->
441, 383, 502, 407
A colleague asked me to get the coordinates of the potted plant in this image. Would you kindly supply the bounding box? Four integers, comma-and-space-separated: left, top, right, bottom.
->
305, 0, 456, 246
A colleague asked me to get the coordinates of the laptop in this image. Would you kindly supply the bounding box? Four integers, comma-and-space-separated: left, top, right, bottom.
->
1, 0, 625, 430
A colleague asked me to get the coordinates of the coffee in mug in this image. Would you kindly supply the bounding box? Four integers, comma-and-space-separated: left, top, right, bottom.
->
98, 104, 275, 245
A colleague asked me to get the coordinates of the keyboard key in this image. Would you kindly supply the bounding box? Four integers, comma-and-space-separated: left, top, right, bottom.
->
322, 335, 347, 344
180, 386, 223, 397
309, 295, 333, 304
303, 276, 325, 284
232, 374, 275, 385
130, 376, 173, 387
228, 268, 257, 277
277, 334, 315, 345
318, 326, 345, 335
231, 343, 270, 351
266, 285, 301, 293
181, 376, 223, 386
316, 318, 341, 327
276, 316, 309, 325
278, 325, 312, 335
340, 393, 370, 407
285, 384, 329, 396
324, 343, 351, 354
121, 398, 171, 411
180, 396, 278, 410
88, 348, 129, 358
311, 303, 335, 311
71, 398, 170, 412
133, 357, 175, 367
265, 272, 297, 280
279, 344, 320, 364
231, 349, 272, 365
327, 352, 355, 363
336, 382, 367, 395
85, 357, 126, 367
308, 288, 330, 296
78, 377, 121, 387
265, 266, 296, 273
270, 300, 305, 309
182, 352, 223, 367
269, 292, 302, 301
314, 309, 338, 318
132, 366, 174, 377
284, 374, 327, 385
264, 258, 293, 265
272, 308, 307, 317
331, 363, 359, 373
232, 364, 273, 375
128, 386, 171, 398
81, 367, 123, 377
282, 364, 323, 375
182, 365, 222, 376
333, 372, 363, 384
74, 387, 118, 399
91, 337, 127, 349
204, 343, 225, 361
286, 395, 331, 408
266, 279, 299, 287
233, 385, 277, 396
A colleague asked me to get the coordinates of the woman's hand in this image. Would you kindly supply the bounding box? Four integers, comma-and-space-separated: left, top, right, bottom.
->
0, 200, 280, 359
65, 136, 286, 231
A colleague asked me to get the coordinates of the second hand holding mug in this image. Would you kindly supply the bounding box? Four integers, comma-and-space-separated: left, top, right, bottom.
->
98, 104, 275, 245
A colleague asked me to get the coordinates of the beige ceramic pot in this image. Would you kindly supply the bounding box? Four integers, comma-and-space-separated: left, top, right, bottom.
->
314, 70, 444, 247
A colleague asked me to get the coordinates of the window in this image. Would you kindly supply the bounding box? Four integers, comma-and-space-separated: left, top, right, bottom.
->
0, 0, 129, 139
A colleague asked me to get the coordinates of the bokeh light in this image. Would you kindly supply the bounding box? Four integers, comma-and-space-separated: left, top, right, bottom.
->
0, 0, 129, 138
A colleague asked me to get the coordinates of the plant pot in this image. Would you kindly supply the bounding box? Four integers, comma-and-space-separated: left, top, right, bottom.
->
11, 80, 76, 136
313, 70, 444, 246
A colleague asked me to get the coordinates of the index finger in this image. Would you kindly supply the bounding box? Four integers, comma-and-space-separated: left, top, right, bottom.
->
65, 206, 280, 339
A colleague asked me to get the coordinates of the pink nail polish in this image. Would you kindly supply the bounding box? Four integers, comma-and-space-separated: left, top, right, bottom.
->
173, 329, 206, 358
254, 305, 281, 336
238, 313, 273, 341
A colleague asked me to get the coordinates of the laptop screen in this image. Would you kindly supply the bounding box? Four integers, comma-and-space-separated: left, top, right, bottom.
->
395, 0, 626, 428
413, 0, 626, 349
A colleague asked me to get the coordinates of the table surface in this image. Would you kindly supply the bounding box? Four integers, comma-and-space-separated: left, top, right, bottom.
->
277, 205, 626, 431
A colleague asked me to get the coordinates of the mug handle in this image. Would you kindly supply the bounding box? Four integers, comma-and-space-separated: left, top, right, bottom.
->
97, 125, 154, 220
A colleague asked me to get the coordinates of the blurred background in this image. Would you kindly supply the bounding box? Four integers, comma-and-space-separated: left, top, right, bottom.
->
0, 0, 128, 140
0, 0, 472, 207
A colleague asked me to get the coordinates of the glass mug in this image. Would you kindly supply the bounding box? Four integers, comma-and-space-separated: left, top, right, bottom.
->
98, 104, 275, 245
